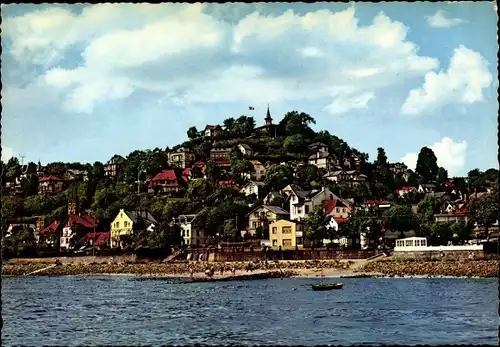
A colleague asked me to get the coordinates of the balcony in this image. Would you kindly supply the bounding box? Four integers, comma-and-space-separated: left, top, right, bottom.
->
296, 231, 303, 237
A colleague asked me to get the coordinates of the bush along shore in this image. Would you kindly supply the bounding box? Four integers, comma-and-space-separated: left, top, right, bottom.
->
359, 260, 498, 278
2, 259, 350, 277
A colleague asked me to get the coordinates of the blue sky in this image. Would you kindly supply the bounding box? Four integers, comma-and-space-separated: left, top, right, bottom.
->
1, 2, 498, 176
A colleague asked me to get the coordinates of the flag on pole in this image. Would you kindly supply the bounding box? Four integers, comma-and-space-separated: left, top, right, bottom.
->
249, 106, 255, 110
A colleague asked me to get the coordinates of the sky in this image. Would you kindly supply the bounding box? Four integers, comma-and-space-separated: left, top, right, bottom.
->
1, 2, 498, 177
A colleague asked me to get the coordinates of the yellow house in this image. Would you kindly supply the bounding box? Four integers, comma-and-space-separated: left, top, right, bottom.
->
269, 220, 305, 249
110, 209, 158, 248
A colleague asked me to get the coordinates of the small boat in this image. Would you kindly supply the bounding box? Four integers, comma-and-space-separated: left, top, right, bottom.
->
311, 283, 343, 291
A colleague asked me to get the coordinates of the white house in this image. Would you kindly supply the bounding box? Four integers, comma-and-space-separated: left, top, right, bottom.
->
418, 183, 437, 193
250, 160, 266, 181
284, 184, 333, 221
240, 181, 265, 197
238, 144, 253, 156
177, 214, 206, 246
395, 186, 417, 197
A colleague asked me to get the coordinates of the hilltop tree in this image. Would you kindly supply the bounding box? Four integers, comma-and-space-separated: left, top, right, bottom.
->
187, 126, 199, 140
416, 195, 440, 234
415, 147, 439, 182
186, 179, 214, 201
206, 162, 221, 182
279, 111, 316, 137
374, 147, 388, 167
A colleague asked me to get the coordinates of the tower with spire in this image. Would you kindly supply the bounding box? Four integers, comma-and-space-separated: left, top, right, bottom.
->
264, 104, 273, 126
253, 104, 278, 137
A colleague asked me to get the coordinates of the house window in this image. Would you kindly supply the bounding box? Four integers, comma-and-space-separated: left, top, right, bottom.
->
336, 208, 339, 213
116, 222, 120, 228
124, 221, 128, 228
272, 239, 278, 246
296, 237, 303, 245
282, 227, 292, 234
282, 239, 292, 247
342, 208, 346, 213
272, 227, 278, 234
305, 206, 310, 214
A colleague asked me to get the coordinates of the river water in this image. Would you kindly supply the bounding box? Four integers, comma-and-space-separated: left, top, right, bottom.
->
2, 276, 497, 346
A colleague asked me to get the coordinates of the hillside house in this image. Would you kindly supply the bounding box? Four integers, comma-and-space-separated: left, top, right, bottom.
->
263, 191, 286, 206
110, 209, 157, 248
148, 170, 186, 194
240, 181, 265, 197
77, 232, 110, 250
284, 184, 333, 221
238, 144, 253, 156
323, 170, 367, 186
308, 151, 338, 171
105, 155, 125, 178
168, 148, 195, 169
60, 214, 97, 250
395, 186, 417, 197
324, 195, 353, 220
209, 147, 231, 167
269, 220, 305, 249
250, 160, 266, 181
418, 183, 437, 193
389, 162, 408, 175
38, 176, 64, 195
246, 205, 289, 235
176, 214, 207, 246
62, 169, 88, 183
204, 125, 223, 137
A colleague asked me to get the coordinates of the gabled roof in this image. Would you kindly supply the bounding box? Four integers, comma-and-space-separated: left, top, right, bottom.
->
124, 210, 157, 225
68, 214, 96, 228
250, 160, 262, 166
151, 170, 177, 181
239, 143, 252, 150
308, 151, 331, 160
205, 125, 221, 130
308, 142, 328, 149
243, 181, 265, 188
39, 175, 62, 182
107, 154, 125, 164
79, 232, 110, 246
40, 220, 60, 233
247, 205, 289, 217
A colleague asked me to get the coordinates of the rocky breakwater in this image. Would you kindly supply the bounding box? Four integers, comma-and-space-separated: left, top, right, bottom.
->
3, 259, 352, 277
360, 260, 498, 278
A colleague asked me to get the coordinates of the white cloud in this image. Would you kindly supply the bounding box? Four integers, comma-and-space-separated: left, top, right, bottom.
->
1, 146, 14, 162
427, 10, 466, 28
401, 45, 492, 115
324, 91, 375, 114
5, 5, 439, 114
401, 137, 468, 176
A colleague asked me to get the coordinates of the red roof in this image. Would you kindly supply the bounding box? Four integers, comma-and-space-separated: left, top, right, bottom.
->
182, 168, 191, 176
151, 170, 177, 181
40, 220, 60, 233
67, 214, 96, 228
79, 232, 110, 246
193, 161, 206, 167
39, 175, 62, 182
324, 199, 337, 215
214, 159, 231, 166
334, 217, 347, 223
444, 180, 454, 188
206, 125, 219, 130
365, 200, 382, 205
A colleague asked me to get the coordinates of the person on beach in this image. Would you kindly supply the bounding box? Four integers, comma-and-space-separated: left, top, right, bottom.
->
220, 265, 224, 276
231, 266, 236, 276
190, 267, 194, 278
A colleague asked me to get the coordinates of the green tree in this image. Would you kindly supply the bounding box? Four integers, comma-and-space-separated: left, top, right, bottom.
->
20, 174, 39, 196
416, 195, 440, 226
187, 126, 199, 140
264, 165, 294, 191
90, 162, 105, 180
468, 193, 497, 240
206, 162, 221, 182
186, 179, 214, 201
304, 206, 330, 246
382, 205, 419, 237
415, 147, 439, 182
283, 134, 307, 154
279, 111, 316, 137
436, 167, 448, 185
450, 221, 470, 242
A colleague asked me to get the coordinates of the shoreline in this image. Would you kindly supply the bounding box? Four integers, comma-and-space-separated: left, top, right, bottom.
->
2, 259, 497, 279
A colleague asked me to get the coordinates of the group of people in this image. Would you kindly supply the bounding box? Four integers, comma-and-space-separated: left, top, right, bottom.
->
188, 264, 237, 278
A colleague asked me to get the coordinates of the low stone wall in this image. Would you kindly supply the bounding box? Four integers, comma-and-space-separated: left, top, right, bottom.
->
393, 250, 486, 261
7, 254, 137, 265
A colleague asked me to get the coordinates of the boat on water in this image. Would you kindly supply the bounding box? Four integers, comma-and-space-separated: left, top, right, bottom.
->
311, 283, 344, 291
312, 269, 343, 291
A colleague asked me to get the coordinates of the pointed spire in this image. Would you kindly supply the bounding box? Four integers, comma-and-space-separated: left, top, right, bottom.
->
265, 104, 272, 126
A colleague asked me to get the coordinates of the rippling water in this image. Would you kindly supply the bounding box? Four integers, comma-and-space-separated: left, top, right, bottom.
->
2, 276, 497, 346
